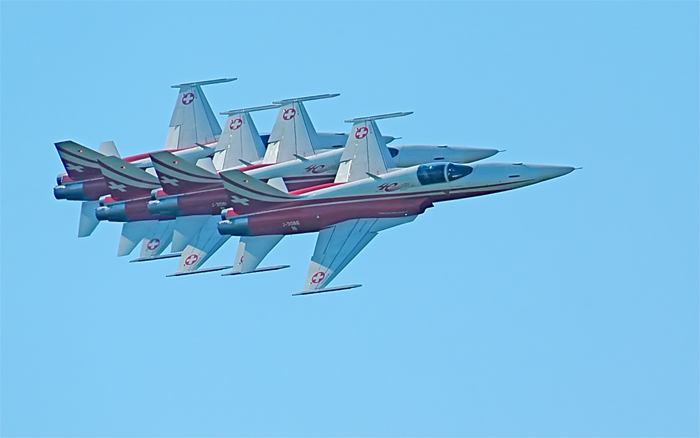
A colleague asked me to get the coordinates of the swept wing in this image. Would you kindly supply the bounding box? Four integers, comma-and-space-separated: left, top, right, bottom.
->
295, 216, 416, 295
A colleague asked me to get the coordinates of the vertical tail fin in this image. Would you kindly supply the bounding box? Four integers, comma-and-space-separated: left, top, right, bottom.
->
335, 112, 412, 183
213, 104, 280, 171
165, 78, 236, 150
263, 94, 339, 164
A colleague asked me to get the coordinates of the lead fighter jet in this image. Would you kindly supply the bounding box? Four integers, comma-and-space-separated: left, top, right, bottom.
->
217, 112, 576, 295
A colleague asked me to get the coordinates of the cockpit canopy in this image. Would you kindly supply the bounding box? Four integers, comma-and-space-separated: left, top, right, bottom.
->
417, 163, 473, 185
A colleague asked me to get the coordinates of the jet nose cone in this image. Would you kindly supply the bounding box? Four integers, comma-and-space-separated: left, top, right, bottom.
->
538, 165, 576, 181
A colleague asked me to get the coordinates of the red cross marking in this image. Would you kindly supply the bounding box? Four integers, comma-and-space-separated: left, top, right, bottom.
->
283, 108, 296, 120
311, 271, 326, 284
184, 254, 199, 266
147, 238, 161, 250
355, 126, 369, 139
230, 118, 243, 130
182, 92, 195, 105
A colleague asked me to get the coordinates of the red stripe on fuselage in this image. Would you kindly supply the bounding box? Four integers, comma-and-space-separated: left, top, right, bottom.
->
242, 197, 433, 236
289, 182, 344, 195
123, 143, 210, 163
241, 179, 537, 219
238, 163, 274, 172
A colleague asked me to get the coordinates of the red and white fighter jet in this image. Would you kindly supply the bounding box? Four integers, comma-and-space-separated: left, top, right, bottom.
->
216, 112, 576, 295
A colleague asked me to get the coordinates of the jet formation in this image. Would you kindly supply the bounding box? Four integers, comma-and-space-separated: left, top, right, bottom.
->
54, 78, 576, 295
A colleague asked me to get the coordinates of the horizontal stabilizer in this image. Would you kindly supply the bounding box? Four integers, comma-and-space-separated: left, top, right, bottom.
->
221, 265, 290, 276
172, 215, 209, 252
292, 284, 362, 296
196, 157, 217, 173
266, 177, 288, 192
171, 78, 237, 88
166, 265, 233, 277
98, 141, 120, 158
129, 252, 182, 263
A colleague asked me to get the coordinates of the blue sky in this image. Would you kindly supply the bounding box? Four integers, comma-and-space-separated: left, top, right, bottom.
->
1, 1, 698, 437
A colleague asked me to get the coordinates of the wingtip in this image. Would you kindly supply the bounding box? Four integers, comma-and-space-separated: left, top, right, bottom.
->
221, 265, 291, 277
292, 284, 362, 296
166, 265, 234, 277
170, 77, 237, 88
344, 112, 413, 123
272, 93, 341, 105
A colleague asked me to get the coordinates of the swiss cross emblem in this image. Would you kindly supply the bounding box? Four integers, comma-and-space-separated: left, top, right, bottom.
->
108, 181, 127, 193
282, 108, 296, 120
230, 195, 249, 206
182, 92, 195, 105
184, 254, 199, 266
147, 238, 161, 250
355, 127, 369, 139
230, 118, 243, 130
160, 176, 179, 186
66, 163, 84, 173
311, 271, 326, 284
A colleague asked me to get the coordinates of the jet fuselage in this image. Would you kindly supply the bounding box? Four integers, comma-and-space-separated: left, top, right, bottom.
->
218, 162, 575, 237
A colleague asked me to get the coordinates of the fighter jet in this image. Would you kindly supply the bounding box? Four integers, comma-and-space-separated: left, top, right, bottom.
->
216, 112, 576, 295
144, 96, 499, 276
